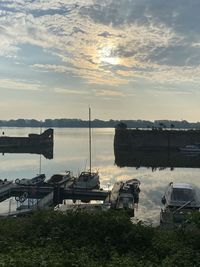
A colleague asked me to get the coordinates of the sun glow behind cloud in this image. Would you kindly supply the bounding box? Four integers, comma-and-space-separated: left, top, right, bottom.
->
98, 44, 121, 65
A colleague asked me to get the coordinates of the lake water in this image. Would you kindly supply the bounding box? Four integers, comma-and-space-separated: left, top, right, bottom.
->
1, 127, 200, 224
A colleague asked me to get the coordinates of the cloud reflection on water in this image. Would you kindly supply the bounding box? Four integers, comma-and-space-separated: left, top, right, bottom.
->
0, 128, 200, 224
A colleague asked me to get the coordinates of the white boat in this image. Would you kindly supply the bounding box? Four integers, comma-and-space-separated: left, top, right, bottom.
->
47, 171, 72, 186
106, 179, 140, 209
160, 182, 200, 226
15, 174, 46, 186
0, 179, 13, 188
180, 144, 200, 153
70, 108, 100, 191
71, 171, 100, 190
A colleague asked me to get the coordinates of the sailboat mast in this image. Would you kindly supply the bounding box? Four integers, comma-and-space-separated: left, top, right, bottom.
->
89, 107, 92, 174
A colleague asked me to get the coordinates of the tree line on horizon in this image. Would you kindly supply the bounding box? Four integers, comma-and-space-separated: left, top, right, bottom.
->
0, 118, 200, 129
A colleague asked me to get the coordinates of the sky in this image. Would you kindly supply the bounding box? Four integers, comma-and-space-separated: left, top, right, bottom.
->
1, 0, 200, 121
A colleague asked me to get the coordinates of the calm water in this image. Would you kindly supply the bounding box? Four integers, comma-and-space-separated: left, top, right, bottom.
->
1, 127, 200, 224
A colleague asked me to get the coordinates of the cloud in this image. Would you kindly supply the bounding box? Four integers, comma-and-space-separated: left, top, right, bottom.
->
95, 89, 126, 97
33, 64, 71, 74
1, 0, 200, 88
0, 78, 43, 91
54, 87, 88, 95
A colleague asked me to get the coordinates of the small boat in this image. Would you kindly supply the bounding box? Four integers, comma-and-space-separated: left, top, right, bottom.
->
104, 179, 141, 216
47, 171, 72, 186
15, 174, 46, 186
70, 108, 100, 191
180, 144, 200, 153
0, 179, 13, 188
116, 179, 140, 211
160, 182, 200, 226
70, 171, 100, 190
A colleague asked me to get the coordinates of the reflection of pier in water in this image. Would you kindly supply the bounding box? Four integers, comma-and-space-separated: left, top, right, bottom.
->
0, 146, 53, 159
114, 149, 200, 169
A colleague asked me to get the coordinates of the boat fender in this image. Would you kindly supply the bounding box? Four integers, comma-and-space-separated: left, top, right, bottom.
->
19, 196, 25, 203
15, 178, 20, 184
15, 196, 20, 202
19, 192, 28, 203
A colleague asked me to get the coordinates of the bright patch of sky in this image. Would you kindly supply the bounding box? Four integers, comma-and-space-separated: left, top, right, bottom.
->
1, 0, 200, 121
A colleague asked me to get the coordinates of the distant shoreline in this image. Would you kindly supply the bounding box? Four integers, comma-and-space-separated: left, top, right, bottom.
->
0, 118, 200, 129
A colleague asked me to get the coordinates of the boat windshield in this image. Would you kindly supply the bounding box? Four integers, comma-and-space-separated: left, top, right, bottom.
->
171, 188, 194, 202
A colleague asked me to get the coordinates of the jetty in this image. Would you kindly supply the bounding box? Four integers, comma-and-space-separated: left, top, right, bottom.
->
0, 128, 54, 159
114, 127, 200, 151
0, 179, 110, 216
0, 176, 140, 217
0, 128, 53, 148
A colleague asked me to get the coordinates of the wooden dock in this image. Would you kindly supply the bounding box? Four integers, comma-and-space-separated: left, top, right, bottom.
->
0, 182, 110, 213
0, 177, 141, 217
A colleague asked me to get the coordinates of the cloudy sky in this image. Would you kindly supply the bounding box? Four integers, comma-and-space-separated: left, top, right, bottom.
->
1, 0, 200, 121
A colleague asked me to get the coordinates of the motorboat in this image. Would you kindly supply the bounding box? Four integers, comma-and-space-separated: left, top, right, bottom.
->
111, 179, 140, 216
106, 179, 140, 208
160, 182, 200, 226
180, 144, 200, 153
0, 179, 13, 188
161, 182, 200, 209
47, 171, 72, 186
15, 174, 46, 186
124, 178, 141, 201
70, 171, 100, 190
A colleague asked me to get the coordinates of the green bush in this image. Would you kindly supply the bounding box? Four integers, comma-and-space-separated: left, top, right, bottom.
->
0, 210, 199, 266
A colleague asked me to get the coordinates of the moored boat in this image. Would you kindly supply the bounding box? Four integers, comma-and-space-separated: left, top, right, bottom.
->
70, 171, 100, 190
15, 174, 46, 186
104, 178, 140, 216
70, 108, 100, 191
160, 182, 200, 227
47, 171, 72, 186
116, 179, 140, 211
0, 179, 13, 188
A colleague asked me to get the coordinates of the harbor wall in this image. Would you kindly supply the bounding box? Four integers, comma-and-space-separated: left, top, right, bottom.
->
114, 128, 200, 150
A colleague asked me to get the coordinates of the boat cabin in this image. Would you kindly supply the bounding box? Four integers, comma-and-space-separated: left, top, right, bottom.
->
71, 171, 100, 190
78, 171, 98, 182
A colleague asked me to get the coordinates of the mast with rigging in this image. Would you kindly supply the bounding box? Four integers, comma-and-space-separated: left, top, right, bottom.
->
89, 107, 92, 174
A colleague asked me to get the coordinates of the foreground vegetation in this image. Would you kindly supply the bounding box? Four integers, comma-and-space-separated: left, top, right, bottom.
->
0, 210, 200, 266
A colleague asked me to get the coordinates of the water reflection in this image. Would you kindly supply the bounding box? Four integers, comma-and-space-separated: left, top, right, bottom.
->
0, 128, 200, 225
115, 149, 200, 169
0, 146, 53, 159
